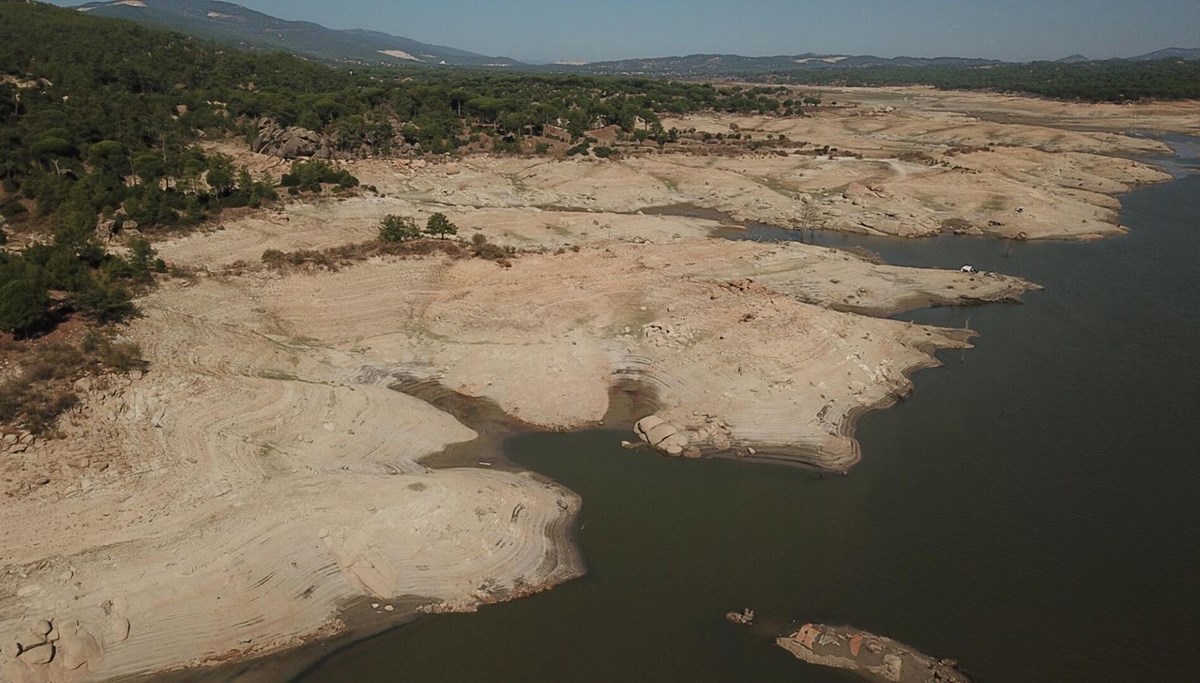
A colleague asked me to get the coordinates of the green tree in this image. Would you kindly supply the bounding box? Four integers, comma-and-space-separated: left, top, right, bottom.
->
0, 276, 50, 337
72, 278, 135, 323
30, 137, 78, 165
378, 214, 420, 242
86, 140, 130, 178
424, 212, 458, 239
205, 155, 236, 196
128, 236, 160, 281
131, 150, 165, 187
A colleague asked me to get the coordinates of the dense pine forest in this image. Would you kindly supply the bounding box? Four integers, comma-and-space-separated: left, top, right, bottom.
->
0, 1, 779, 237
0, 0, 771, 337
2, 0, 1197, 339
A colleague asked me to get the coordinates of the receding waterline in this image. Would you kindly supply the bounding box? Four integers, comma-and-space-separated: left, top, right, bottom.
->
296, 151, 1200, 683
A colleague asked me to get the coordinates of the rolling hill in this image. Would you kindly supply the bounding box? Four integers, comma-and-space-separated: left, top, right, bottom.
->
74, 0, 519, 67
1129, 47, 1200, 61
552, 53, 1005, 77
68, 0, 1200, 79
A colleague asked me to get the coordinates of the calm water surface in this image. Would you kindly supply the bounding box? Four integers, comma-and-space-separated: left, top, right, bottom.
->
297, 146, 1200, 682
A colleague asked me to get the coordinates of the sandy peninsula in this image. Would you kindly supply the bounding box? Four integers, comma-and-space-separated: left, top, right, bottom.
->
2, 86, 1186, 681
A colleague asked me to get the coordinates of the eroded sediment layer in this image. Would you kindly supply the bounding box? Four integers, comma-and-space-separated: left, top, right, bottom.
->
5, 86, 1141, 681
2, 226, 1034, 679
253, 238, 1032, 468
0, 278, 581, 682
332, 91, 1173, 242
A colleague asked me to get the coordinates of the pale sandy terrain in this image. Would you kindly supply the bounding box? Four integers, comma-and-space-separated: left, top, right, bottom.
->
5, 88, 1159, 681
0, 277, 581, 682
0, 232, 1032, 681
343, 132, 1167, 243
804, 86, 1200, 135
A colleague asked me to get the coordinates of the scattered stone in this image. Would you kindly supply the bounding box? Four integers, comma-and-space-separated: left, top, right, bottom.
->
15, 631, 46, 652
383, 605, 394, 612
57, 626, 102, 672
17, 641, 54, 665
111, 617, 130, 642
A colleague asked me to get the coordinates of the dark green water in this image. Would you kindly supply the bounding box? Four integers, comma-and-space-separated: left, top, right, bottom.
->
297, 145, 1200, 682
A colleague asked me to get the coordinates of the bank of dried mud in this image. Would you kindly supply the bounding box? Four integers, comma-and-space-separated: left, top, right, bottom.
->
4, 87, 1183, 681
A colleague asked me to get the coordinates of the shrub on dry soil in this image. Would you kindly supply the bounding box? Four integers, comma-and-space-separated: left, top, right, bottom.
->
0, 334, 147, 435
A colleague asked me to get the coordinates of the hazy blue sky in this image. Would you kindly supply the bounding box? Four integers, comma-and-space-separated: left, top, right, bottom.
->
52, 0, 1200, 63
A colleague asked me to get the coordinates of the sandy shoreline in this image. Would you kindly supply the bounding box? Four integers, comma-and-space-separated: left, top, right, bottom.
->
1, 88, 1187, 682
0, 237, 1031, 682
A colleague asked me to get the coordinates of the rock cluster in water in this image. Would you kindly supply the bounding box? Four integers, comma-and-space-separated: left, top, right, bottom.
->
633, 415, 689, 456
777, 623, 972, 683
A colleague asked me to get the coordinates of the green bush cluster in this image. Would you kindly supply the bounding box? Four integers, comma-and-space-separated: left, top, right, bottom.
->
280, 160, 359, 192
0, 225, 157, 337
0, 332, 146, 434
377, 213, 458, 242
378, 214, 420, 242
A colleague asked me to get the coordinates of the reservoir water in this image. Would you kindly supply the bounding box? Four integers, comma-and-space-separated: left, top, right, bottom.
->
296, 142, 1200, 682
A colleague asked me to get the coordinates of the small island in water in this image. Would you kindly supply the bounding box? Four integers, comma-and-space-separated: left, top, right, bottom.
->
779, 623, 972, 683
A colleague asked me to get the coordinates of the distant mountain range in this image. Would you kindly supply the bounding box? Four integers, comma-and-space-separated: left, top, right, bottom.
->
71, 0, 1200, 76
1128, 47, 1200, 61
552, 53, 1005, 77
74, 0, 519, 67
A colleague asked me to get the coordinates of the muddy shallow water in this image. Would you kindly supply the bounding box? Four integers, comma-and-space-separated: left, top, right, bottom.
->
294, 145, 1200, 683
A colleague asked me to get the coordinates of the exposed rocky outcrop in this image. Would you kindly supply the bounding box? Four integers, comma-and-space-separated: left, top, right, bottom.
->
634, 415, 689, 456
252, 119, 330, 159
0, 617, 104, 683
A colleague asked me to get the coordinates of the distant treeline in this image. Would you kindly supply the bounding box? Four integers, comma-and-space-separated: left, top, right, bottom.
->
4, 0, 1194, 245
0, 0, 791, 237
754, 59, 1200, 102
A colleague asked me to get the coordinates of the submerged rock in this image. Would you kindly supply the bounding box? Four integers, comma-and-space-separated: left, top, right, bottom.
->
725, 608, 755, 625
777, 623, 971, 683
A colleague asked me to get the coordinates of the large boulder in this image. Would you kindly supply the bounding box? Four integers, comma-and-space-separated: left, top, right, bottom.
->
253, 119, 329, 159
634, 415, 688, 456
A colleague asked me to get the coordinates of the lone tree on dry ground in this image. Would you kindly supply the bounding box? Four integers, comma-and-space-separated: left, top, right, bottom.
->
379, 214, 421, 242
425, 212, 458, 239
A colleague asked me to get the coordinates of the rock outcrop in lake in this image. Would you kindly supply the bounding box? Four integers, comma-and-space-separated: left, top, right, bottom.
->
778, 623, 972, 683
